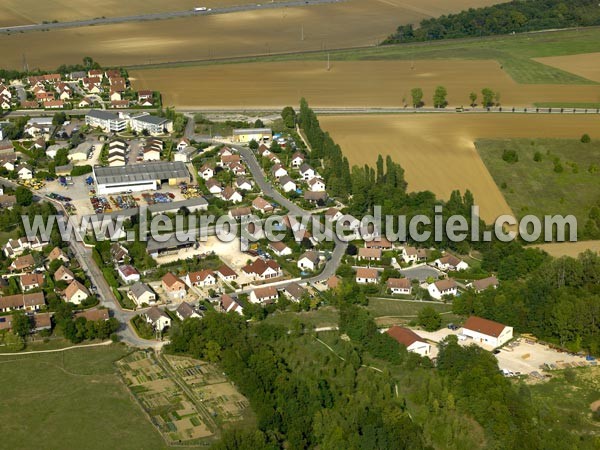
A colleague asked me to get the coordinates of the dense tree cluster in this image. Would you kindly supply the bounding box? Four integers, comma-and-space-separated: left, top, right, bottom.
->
384, 0, 600, 44
455, 250, 600, 353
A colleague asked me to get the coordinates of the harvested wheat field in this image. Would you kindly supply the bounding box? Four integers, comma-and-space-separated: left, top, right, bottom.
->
532, 241, 600, 258
0, 0, 278, 26
130, 60, 600, 108
534, 52, 600, 83
319, 114, 599, 222
0, 0, 506, 69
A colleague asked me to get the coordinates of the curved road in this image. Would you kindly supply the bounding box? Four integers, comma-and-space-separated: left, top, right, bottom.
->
0, 0, 345, 34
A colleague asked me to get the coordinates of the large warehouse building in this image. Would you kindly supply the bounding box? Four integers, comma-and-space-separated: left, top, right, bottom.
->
93, 162, 190, 195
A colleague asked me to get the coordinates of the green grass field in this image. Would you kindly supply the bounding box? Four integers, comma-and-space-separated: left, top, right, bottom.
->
367, 298, 453, 318
528, 367, 600, 436
128, 27, 600, 85
264, 307, 339, 329
0, 345, 169, 450
476, 138, 600, 225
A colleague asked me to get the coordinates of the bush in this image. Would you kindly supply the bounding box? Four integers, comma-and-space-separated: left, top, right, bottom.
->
71, 165, 93, 176
502, 149, 518, 164
533, 151, 542, 162
581, 134, 591, 144
553, 158, 564, 173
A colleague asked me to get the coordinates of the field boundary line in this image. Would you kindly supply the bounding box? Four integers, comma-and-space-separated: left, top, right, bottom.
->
0, 340, 112, 356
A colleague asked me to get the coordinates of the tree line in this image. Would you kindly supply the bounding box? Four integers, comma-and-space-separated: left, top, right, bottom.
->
383, 0, 600, 44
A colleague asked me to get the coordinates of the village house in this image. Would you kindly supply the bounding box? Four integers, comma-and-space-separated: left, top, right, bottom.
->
161, 273, 187, 300
299, 164, 316, 180
3, 236, 47, 258
327, 275, 341, 290
17, 165, 33, 180
271, 164, 288, 179
200, 164, 214, 181
428, 279, 458, 300
267, 153, 281, 165
117, 265, 141, 284
111, 243, 129, 264
307, 177, 326, 192
243, 259, 282, 280
229, 206, 253, 220
236, 177, 252, 191
143, 146, 161, 162
185, 270, 217, 288
10, 254, 36, 272
401, 246, 418, 264
220, 153, 241, 168
75, 308, 109, 322
356, 267, 378, 284
297, 251, 320, 271
279, 175, 297, 193
222, 187, 243, 203
250, 286, 279, 304
143, 307, 171, 332
282, 282, 306, 303
462, 316, 513, 348
217, 265, 238, 282
252, 196, 274, 214
206, 179, 223, 195
322, 208, 340, 223
468, 276, 499, 293
47, 247, 69, 264
175, 302, 203, 321
304, 191, 327, 204
291, 152, 305, 168
128, 282, 157, 307
220, 294, 243, 314
64, 280, 90, 305
387, 278, 412, 295
54, 265, 75, 283
0, 292, 45, 313
365, 237, 394, 250
269, 241, 292, 257
19, 273, 44, 292
358, 247, 382, 261
386, 326, 431, 357
434, 255, 469, 272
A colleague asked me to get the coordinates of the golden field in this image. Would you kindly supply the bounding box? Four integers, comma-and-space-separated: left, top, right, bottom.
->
0, 0, 282, 26
130, 60, 600, 108
532, 241, 600, 258
319, 114, 599, 222
535, 52, 600, 83
0, 0, 505, 69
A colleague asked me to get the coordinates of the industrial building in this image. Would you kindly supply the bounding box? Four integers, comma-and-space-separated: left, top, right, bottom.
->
232, 128, 272, 144
93, 161, 190, 195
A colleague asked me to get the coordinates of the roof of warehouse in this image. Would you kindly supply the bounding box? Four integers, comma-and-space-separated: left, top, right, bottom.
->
94, 161, 189, 185
131, 114, 171, 125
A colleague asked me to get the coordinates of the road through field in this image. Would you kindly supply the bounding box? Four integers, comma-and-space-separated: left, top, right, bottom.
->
319, 114, 599, 223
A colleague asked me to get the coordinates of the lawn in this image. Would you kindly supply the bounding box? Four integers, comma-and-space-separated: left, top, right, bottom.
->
263, 306, 339, 329
528, 367, 600, 436
0, 345, 168, 450
367, 298, 453, 318
476, 138, 600, 226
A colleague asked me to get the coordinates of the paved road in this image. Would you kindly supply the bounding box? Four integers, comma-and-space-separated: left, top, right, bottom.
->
0, 0, 345, 34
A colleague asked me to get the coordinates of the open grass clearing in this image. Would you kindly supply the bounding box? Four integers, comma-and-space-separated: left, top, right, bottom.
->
0, 345, 166, 450
528, 366, 600, 436
131, 59, 600, 109
320, 114, 599, 222
476, 138, 600, 225
263, 306, 339, 329
367, 298, 452, 318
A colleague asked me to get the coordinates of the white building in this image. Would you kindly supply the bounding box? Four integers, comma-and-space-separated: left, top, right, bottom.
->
85, 110, 127, 133
130, 113, 174, 135
386, 326, 431, 357
462, 316, 513, 348
428, 279, 457, 300
143, 307, 171, 332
